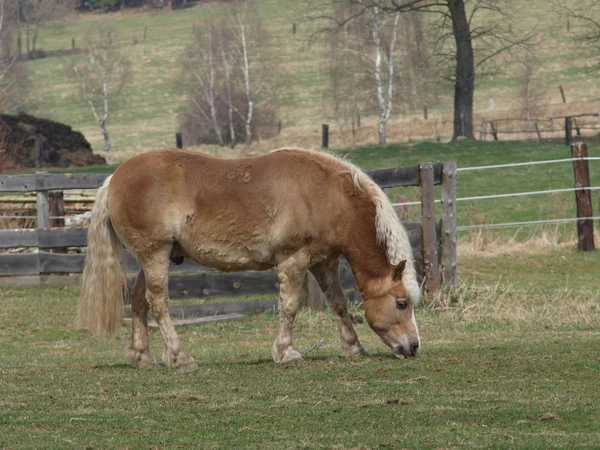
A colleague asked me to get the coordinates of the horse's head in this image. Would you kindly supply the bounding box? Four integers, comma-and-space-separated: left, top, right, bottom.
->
362, 260, 421, 359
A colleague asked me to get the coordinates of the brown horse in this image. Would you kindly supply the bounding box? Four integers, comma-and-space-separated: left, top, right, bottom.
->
77, 148, 421, 370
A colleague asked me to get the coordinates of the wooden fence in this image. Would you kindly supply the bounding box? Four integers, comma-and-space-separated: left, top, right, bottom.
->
479, 113, 600, 144
0, 162, 457, 316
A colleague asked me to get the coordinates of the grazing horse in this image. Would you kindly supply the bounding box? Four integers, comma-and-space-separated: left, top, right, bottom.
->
77, 148, 421, 370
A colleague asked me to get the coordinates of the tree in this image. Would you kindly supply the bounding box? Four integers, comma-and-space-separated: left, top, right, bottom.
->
556, 1, 600, 69
178, 1, 279, 148
0, 0, 17, 104
326, 5, 435, 146
15, 0, 71, 59
307, 0, 531, 141
0, 0, 29, 113
66, 28, 131, 152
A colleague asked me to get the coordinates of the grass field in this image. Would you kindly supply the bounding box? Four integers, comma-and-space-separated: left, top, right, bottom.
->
1, 246, 599, 448
15, 0, 600, 158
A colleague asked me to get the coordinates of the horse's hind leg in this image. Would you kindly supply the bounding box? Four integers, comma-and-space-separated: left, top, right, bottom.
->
272, 252, 309, 364
126, 269, 158, 369
142, 251, 198, 372
310, 260, 370, 358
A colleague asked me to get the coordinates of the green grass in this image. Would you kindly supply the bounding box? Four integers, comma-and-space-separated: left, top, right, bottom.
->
1, 246, 599, 448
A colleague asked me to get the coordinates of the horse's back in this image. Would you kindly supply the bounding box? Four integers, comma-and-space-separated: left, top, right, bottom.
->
108, 149, 356, 268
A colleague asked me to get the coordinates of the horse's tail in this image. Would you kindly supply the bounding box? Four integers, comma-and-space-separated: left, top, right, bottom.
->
76, 175, 125, 336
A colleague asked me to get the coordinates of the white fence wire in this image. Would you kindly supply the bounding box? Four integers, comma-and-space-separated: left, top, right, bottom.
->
391, 156, 599, 230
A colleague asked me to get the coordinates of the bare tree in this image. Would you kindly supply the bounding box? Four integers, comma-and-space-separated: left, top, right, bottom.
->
16, 0, 71, 58
183, 26, 225, 146
518, 62, 546, 120
0, 0, 17, 92
179, 1, 279, 148
556, 1, 600, 69
229, 0, 276, 147
0, 0, 30, 113
307, 0, 533, 141
324, 4, 401, 146
66, 28, 131, 152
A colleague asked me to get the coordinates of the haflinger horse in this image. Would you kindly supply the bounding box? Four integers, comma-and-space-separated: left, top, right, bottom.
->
77, 148, 421, 371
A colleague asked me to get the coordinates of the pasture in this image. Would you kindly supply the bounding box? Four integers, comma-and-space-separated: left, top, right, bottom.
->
24, 0, 600, 157
1, 247, 599, 448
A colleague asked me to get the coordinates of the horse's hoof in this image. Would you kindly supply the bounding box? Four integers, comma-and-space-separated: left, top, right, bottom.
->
127, 348, 158, 369
280, 349, 303, 364
346, 343, 371, 358
170, 352, 198, 372
177, 359, 199, 373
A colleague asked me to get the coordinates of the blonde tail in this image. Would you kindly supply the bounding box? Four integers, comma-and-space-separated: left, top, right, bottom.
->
76, 175, 125, 335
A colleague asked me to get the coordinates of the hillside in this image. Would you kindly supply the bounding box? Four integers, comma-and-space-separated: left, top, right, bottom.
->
18, 0, 600, 161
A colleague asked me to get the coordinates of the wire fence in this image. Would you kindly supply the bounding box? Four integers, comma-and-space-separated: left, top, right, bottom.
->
391, 155, 599, 231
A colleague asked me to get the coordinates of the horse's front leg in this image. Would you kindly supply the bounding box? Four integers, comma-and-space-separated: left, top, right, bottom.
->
272, 253, 308, 364
310, 260, 371, 358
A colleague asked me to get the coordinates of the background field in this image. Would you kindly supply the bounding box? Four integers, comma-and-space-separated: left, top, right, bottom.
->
1, 246, 599, 449
20, 0, 600, 160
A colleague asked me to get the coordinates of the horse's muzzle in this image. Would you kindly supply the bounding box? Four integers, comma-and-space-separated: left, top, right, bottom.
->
393, 339, 420, 359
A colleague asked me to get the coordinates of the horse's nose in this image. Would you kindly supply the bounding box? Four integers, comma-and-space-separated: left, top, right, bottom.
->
410, 341, 420, 357
394, 338, 420, 358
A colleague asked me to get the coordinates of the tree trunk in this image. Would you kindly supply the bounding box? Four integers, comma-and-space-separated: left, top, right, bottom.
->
448, 0, 474, 140
101, 123, 111, 152
378, 121, 387, 146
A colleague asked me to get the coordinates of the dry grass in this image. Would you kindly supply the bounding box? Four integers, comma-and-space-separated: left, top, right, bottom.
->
424, 280, 600, 330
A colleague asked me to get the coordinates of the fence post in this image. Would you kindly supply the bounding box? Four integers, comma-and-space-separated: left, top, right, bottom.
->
565, 116, 573, 145
176, 132, 183, 149
490, 121, 498, 141
35, 138, 42, 169
321, 124, 329, 150
559, 85, 567, 104
49, 191, 65, 228
570, 142, 595, 251
440, 162, 457, 287
419, 163, 440, 295
424, 104, 428, 120
573, 118, 581, 136
36, 173, 50, 229
534, 121, 542, 141
479, 118, 485, 140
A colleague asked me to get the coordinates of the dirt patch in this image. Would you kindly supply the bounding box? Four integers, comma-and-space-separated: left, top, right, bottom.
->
0, 113, 106, 170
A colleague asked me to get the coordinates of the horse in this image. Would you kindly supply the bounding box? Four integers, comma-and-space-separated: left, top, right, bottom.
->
77, 148, 421, 371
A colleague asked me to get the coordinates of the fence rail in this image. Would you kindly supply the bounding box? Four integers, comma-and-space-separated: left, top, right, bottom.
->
479, 113, 600, 144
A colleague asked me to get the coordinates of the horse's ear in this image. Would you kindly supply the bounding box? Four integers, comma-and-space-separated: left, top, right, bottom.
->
393, 260, 407, 281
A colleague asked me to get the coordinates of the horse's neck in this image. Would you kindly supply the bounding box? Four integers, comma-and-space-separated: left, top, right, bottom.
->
342, 220, 391, 299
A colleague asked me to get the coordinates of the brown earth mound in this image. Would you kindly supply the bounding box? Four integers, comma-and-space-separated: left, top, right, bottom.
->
0, 113, 106, 170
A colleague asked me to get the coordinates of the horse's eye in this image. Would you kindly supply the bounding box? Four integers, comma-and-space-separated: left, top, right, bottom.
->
396, 300, 408, 310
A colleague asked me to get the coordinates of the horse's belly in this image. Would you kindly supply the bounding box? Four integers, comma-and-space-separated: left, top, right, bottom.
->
183, 242, 275, 272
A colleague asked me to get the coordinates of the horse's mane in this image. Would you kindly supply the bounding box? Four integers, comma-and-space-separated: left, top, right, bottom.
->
271, 147, 421, 304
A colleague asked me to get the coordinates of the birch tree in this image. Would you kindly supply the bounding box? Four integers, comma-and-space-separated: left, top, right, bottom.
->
67, 28, 131, 152
229, 0, 269, 147
178, 1, 279, 148
328, 5, 401, 146
182, 26, 225, 146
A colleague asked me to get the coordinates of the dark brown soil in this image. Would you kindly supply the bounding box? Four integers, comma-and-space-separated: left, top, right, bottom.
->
0, 113, 106, 171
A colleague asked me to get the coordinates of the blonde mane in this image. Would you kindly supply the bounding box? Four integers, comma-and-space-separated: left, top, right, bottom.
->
272, 147, 421, 304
